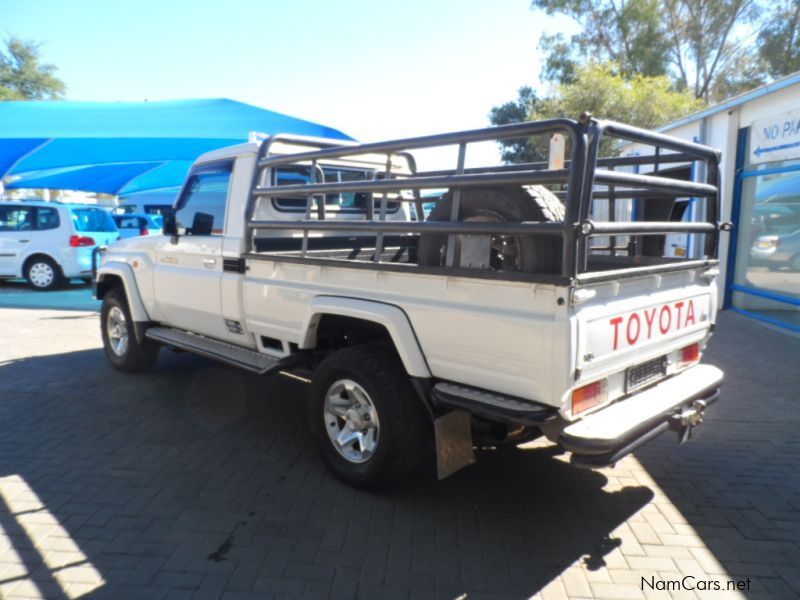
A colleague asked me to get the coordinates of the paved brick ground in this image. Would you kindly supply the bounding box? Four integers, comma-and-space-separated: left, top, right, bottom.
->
0, 306, 798, 599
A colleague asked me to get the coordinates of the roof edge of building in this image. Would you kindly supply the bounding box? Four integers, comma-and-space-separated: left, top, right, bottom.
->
658, 71, 800, 133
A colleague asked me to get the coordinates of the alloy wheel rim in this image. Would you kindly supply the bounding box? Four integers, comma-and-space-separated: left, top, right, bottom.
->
323, 379, 380, 463
107, 306, 129, 357
29, 262, 54, 288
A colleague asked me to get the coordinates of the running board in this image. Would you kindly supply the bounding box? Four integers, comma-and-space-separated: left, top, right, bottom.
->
432, 382, 556, 425
145, 327, 290, 374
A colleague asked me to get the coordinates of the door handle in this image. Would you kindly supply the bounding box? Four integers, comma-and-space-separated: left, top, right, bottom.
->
202, 258, 216, 267
19, 240, 30, 243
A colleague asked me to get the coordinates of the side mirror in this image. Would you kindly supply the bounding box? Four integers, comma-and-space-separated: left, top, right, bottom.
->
162, 213, 179, 244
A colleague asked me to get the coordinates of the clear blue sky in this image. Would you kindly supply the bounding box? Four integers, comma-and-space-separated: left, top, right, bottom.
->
5, 0, 573, 168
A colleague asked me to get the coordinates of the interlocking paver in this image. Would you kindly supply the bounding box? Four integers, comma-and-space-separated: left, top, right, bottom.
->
1, 304, 800, 599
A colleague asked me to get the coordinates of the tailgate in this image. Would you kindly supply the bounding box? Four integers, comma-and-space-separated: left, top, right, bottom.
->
573, 270, 717, 376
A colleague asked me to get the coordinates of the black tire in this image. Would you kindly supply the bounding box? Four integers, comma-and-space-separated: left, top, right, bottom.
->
100, 287, 159, 373
307, 344, 432, 489
417, 185, 563, 274
24, 256, 64, 291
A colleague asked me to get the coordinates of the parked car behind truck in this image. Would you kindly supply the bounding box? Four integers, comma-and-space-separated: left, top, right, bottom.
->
95, 117, 725, 488
112, 213, 164, 239
0, 201, 118, 290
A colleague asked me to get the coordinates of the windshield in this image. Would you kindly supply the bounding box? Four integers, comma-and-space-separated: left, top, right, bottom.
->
71, 207, 117, 232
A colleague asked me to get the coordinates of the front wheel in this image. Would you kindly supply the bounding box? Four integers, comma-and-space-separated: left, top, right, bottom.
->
100, 288, 159, 373
307, 344, 432, 488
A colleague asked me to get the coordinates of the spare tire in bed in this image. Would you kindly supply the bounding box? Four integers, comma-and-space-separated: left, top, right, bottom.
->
417, 185, 564, 274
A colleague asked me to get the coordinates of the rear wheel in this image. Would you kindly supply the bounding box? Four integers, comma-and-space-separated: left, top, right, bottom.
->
25, 256, 63, 291
307, 344, 432, 488
100, 288, 159, 373
417, 185, 563, 274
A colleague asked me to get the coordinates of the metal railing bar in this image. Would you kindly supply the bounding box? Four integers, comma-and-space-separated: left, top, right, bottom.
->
581, 220, 716, 235
597, 121, 721, 161
593, 170, 717, 196
248, 219, 566, 236
257, 119, 581, 168
445, 143, 467, 267
254, 169, 572, 197
576, 259, 718, 283
415, 152, 697, 178
374, 154, 394, 262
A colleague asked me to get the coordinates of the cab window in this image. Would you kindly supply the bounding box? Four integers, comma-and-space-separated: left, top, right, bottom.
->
271, 166, 399, 213
175, 163, 232, 236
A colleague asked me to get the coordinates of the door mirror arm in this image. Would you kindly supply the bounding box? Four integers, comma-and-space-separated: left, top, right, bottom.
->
162, 213, 179, 244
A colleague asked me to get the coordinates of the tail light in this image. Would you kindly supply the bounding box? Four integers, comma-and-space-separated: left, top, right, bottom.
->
140, 228, 149, 236
571, 379, 607, 415
69, 235, 96, 247
679, 343, 701, 368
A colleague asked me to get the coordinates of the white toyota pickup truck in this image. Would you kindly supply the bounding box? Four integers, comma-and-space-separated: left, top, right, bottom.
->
95, 117, 725, 488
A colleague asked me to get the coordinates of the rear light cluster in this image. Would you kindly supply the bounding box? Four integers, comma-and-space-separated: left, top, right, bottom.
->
678, 343, 701, 368
69, 235, 95, 247
571, 379, 607, 415
140, 228, 149, 236
570, 343, 702, 417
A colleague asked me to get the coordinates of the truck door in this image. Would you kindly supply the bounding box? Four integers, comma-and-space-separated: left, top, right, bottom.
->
153, 161, 232, 339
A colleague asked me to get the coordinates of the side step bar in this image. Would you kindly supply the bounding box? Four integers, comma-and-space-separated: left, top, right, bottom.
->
432, 382, 555, 425
145, 327, 296, 374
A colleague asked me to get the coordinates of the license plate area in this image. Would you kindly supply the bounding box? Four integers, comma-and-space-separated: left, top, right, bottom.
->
626, 355, 667, 393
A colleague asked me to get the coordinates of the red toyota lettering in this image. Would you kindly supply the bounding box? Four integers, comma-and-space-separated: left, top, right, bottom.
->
686, 298, 696, 326
610, 316, 624, 350
626, 313, 641, 346
659, 305, 671, 334
643, 307, 656, 339
675, 301, 684, 327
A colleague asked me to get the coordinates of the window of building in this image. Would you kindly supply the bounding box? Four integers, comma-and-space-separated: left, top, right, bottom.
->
730, 129, 800, 331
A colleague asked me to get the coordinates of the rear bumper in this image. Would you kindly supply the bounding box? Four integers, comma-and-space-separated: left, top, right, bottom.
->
559, 364, 723, 468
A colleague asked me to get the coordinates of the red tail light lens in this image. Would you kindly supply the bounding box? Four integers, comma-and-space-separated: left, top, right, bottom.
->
679, 343, 701, 368
140, 228, 149, 236
571, 380, 607, 415
69, 235, 96, 247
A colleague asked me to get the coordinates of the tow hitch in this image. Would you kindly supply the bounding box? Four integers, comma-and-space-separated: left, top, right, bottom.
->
670, 399, 707, 444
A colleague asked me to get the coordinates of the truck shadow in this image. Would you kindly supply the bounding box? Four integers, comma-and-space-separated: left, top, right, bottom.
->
0, 348, 654, 599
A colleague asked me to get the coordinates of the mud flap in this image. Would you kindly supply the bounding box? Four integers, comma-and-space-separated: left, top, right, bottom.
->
434, 409, 475, 479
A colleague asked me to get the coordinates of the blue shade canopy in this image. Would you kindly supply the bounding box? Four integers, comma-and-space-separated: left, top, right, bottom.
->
0, 99, 352, 195
6, 163, 164, 195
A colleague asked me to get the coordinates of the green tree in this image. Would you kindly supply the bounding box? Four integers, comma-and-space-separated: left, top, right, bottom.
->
532, 0, 763, 101
488, 86, 546, 162
534, 0, 671, 83
491, 63, 703, 162
0, 37, 66, 100
664, 0, 763, 101
758, 0, 800, 78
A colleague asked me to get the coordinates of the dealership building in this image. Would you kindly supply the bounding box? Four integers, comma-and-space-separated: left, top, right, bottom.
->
621, 72, 800, 333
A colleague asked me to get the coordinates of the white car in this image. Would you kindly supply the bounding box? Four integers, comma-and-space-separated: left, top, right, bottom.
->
0, 201, 119, 290
112, 213, 164, 239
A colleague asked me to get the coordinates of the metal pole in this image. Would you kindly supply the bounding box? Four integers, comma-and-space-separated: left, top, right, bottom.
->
445, 143, 467, 268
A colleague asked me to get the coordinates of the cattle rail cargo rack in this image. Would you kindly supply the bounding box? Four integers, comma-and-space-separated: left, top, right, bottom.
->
243, 116, 725, 285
